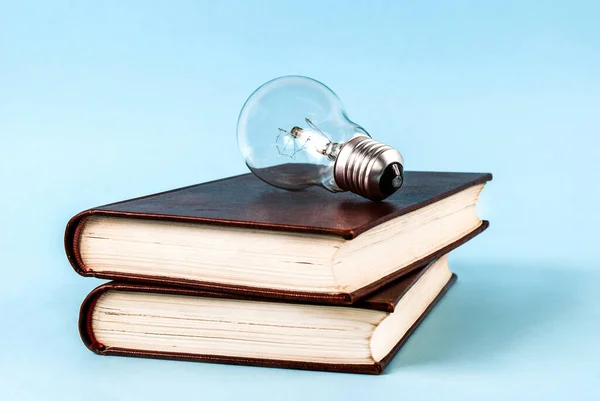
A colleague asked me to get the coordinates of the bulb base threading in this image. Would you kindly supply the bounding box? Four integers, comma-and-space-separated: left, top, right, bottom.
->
333, 136, 404, 201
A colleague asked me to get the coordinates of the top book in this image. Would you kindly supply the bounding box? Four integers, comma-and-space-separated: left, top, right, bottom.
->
65, 171, 492, 304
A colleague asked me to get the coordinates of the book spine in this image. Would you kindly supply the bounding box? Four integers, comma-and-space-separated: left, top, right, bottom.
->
64, 211, 93, 277
78, 282, 111, 354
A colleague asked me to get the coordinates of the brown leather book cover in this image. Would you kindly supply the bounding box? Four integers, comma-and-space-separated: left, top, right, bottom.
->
66, 171, 490, 304
79, 261, 457, 374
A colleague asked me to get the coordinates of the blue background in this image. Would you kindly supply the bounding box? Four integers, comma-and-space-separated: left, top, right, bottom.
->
1, 1, 599, 400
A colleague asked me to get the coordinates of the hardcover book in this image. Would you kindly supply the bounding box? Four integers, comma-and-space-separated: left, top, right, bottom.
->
65, 171, 491, 304
80, 256, 456, 374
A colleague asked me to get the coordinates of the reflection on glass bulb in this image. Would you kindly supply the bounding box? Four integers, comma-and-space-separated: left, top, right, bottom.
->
237, 76, 404, 201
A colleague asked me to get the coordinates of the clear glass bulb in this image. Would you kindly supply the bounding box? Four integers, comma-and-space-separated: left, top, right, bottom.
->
237, 76, 404, 201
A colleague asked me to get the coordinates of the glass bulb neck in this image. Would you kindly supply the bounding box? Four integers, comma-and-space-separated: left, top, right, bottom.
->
323, 142, 342, 161
333, 136, 404, 201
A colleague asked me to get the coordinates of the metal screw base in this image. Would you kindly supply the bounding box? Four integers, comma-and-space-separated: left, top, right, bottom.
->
333, 136, 404, 201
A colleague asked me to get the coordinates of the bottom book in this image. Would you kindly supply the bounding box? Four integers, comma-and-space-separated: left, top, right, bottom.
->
79, 255, 456, 374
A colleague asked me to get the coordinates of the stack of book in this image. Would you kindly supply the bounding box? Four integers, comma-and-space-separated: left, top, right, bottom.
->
65, 171, 491, 374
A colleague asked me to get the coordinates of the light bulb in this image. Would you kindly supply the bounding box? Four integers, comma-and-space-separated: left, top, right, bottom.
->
237, 76, 404, 201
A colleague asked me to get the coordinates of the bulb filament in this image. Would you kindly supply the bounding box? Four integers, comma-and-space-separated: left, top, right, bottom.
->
277, 118, 340, 161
